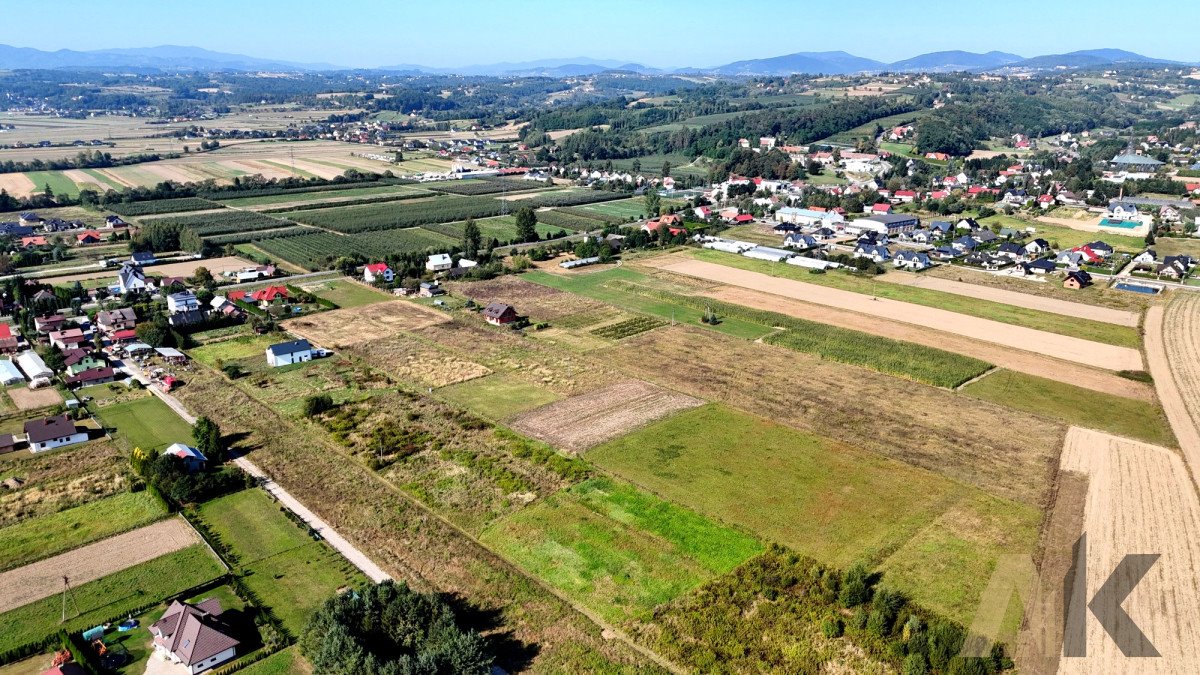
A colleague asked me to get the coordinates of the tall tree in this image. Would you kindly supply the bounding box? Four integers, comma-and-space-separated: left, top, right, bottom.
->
515, 207, 538, 243
644, 189, 661, 218
461, 218, 482, 259
192, 416, 224, 463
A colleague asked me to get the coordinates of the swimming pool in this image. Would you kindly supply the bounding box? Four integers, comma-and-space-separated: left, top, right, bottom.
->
1100, 219, 1141, 230
1114, 282, 1161, 294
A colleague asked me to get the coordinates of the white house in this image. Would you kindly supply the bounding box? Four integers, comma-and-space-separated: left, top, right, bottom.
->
425, 253, 453, 272
163, 443, 207, 472
1108, 201, 1139, 220
894, 250, 932, 270
265, 339, 313, 367
151, 599, 239, 674
24, 414, 88, 453
15, 351, 52, 380
116, 263, 147, 294
363, 263, 394, 283
854, 244, 892, 263
167, 291, 200, 314
775, 207, 844, 227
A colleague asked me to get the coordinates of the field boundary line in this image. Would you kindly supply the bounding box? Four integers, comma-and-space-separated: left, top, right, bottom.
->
1145, 303, 1200, 491
955, 366, 1000, 391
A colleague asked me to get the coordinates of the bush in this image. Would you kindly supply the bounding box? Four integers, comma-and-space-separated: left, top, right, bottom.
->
821, 617, 844, 638
904, 652, 930, 675
301, 393, 335, 417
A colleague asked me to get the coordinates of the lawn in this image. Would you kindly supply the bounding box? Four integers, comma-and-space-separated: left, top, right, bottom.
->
962, 369, 1175, 446
238, 647, 306, 675
587, 404, 1041, 624
480, 477, 761, 624
0, 491, 167, 571
687, 249, 1142, 348
302, 279, 391, 308
522, 268, 774, 341
986, 216, 1147, 252
196, 489, 366, 635
190, 333, 281, 366
1153, 237, 1200, 259
92, 394, 195, 452
577, 198, 653, 221
437, 373, 560, 420
0, 544, 224, 653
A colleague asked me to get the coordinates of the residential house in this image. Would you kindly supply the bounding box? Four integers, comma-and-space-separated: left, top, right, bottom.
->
130, 251, 157, 266
951, 235, 978, 253
168, 310, 205, 328
1133, 249, 1157, 265
265, 339, 313, 367
893, 190, 919, 204
965, 252, 1008, 270
971, 229, 998, 245
1036, 194, 1055, 209
418, 281, 443, 297
163, 443, 207, 472
66, 353, 106, 376
857, 213, 919, 236
893, 250, 932, 270
75, 230, 103, 245
426, 253, 453, 272
1055, 251, 1085, 267
1084, 241, 1114, 258
150, 599, 239, 674
482, 302, 518, 326
854, 244, 892, 263
167, 291, 200, 314
996, 242, 1025, 260
693, 205, 712, 220
95, 308, 136, 335
24, 414, 88, 453
1159, 206, 1182, 224
869, 203, 893, 215
249, 286, 288, 306
931, 246, 959, 261
105, 215, 128, 228
930, 221, 953, 238
1107, 201, 1139, 219
783, 233, 820, 250
1063, 270, 1093, 290
48, 328, 86, 351
18, 212, 42, 226
363, 263, 394, 284
20, 236, 47, 248
1155, 262, 1185, 279
1021, 259, 1057, 275
1024, 239, 1052, 256
775, 207, 843, 227
65, 367, 116, 388
116, 263, 147, 294
644, 213, 687, 236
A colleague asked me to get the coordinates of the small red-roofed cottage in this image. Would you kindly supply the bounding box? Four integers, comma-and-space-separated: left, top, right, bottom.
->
250, 286, 288, 306
871, 203, 893, 214
363, 263, 393, 284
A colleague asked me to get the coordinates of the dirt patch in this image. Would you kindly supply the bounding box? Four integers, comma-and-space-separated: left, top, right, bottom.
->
0, 173, 35, 198
348, 335, 491, 388
449, 278, 609, 322
884, 273, 1140, 326
0, 517, 202, 612
283, 300, 450, 348
511, 380, 702, 453
39, 256, 254, 286
1147, 298, 1200, 478
657, 259, 1144, 371
703, 285, 1154, 401
1056, 428, 1200, 673
608, 325, 1063, 507
1035, 215, 1102, 231
8, 387, 64, 411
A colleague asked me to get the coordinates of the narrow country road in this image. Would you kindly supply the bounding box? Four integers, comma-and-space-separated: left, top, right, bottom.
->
118, 361, 392, 583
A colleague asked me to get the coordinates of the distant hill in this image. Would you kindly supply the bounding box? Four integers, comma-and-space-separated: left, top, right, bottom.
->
0, 44, 341, 71
707, 51, 885, 76
1006, 49, 1179, 70
887, 50, 1024, 72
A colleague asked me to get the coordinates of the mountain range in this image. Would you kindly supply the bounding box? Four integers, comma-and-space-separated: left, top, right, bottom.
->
0, 44, 1189, 76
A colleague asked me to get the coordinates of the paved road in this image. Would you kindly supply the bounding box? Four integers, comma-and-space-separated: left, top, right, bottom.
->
118, 361, 392, 584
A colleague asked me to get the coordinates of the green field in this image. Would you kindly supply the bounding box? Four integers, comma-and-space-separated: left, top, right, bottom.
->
608, 153, 708, 177
216, 185, 428, 208
821, 110, 928, 145
92, 394, 196, 452
688, 249, 1142, 348
80, 168, 127, 191
254, 228, 457, 270
238, 647, 305, 675
577, 198, 652, 221
0, 491, 166, 571
196, 489, 366, 635
983, 215, 1147, 252
302, 279, 391, 308
588, 405, 1041, 624
962, 370, 1175, 446
22, 171, 80, 198
480, 477, 762, 624
190, 333, 280, 366
0, 543, 224, 653
1154, 237, 1200, 258
437, 373, 560, 420
422, 215, 566, 243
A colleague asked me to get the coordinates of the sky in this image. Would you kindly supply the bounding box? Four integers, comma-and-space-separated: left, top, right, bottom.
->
5, 0, 1199, 69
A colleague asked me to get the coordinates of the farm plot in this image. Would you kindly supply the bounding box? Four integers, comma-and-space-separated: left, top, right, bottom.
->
281, 195, 503, 233
590, 316, 666, 340
589, 404, 1041, 625
659, 257, 1144, 370
298, 278, 390, 308
437, 373, 561, 421
6, 387, 63, 411
423, 178, 543, 196
215, 184, 427, 209
254, 229, 456, 270
153, 210, 292, 237
108, 197, 223, 217
346, 333, 491, 388
1058, 427, 1200, 674
0, 441, 129, 528
1148, 296, 1200, 474
535, 209, 607, 231
0, 517, 205, 613
422, 215, 567, 243
510, 379, 702, 453
282, 299, 449, 347
91, 394, 197, 452
449, 276, 612, 322
576, 198, 652, 221
480, 477, 762, 624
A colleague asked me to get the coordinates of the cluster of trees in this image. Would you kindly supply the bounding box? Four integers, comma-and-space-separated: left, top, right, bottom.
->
299, 581, 493, 674
0, 150, 171, 175
131, 416, 249, 504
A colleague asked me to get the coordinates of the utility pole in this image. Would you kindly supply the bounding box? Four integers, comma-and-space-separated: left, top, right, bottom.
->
61, 575, 80, 623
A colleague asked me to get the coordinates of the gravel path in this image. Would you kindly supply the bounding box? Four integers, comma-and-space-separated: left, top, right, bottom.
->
659, 259, 1144, 371
0, 518, 199, 613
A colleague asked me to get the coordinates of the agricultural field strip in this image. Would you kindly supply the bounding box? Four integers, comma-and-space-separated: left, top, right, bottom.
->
1146, 299, 1200, 479
1058, 427, 1200, 673
656, 259, 1144, 371
0, 517, 203, 613
701, 285, 1154, 401
883, 274, 1141, 327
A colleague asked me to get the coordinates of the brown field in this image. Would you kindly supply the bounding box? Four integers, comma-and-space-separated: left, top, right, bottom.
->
1147, 298, 1200, 474
1036, 215, 1103, 231
448, 277, 610, 322
7, 387, 63, 411
511, 380, 703, 453
347, 334, 491, 388
884, 272, 1141, 326
1057, 427, 1200, 674
0, 517, 202, 613
40, 256, 254, 286
704, 285, 1154, 401
657, 259, 1144, 371
0, 441, 128, 528
0, 173, 34, 196
925, 265, 1158, 313
607, 325, 1063, 507
283, 300, 450, 348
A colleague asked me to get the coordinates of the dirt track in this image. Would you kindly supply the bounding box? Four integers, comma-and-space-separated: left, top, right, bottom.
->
1145, 300, 1200, 480
705, 286, 1154, 401
39, 256, 253, 286
1057, 427, 1200, 674
659, 259, 1143, 371
883, 273, 1141, 327
0, 518, 201, 613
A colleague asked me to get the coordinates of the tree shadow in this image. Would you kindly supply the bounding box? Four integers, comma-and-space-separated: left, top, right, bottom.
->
440, 592, 539, 671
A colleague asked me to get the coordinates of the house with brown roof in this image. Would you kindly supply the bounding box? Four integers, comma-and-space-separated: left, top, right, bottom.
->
24, 414, 88, 453
150, 599, 239, 673
96, 307, 137, 334
482, 302, 518, 326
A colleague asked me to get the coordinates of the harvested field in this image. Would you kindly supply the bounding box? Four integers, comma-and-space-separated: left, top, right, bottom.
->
704, 285, 1154, 401
7, 387, 63, 411
447, 277, 608, 322
608, 325, 1063, 507
659, 259, 1144, 371
347, 334, 491, 388
282, 300, 450, 348
1147, 298, 1200, 476
1057, 428, 1200, 674
511, 380, 703, 453
0, 173, 35, 196
40, 256, 253, 286
0, 517, 202, 613
883, 273, 1141, 326
925, 264, 1157, 313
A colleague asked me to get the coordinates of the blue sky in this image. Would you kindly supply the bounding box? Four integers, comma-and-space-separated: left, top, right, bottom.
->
6, 0, 1198, 68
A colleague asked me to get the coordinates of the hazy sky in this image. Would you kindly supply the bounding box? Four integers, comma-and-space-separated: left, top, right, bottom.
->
7, 0, 1199, 68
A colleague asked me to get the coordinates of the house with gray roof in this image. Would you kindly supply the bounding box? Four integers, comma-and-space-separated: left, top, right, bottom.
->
265, 338, 312, 367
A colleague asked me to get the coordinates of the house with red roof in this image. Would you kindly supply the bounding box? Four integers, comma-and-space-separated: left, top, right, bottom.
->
249, 286, 288, 306
925, 152, 950, 161
732, 214, 754, 224
75, 230, 103, 245
363, 263, 393, 284
643, 213, 688, 236
20, 236, 47, 248
226, 291, 247, 303
871, 203, 893, 214
893, 190, 919, 203
1037, 194, 1055, 209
